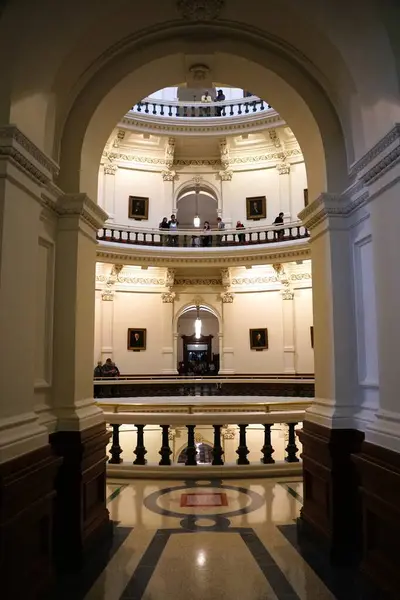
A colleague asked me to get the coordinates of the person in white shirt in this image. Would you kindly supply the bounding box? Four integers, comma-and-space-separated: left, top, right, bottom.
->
201, 91, 212, 116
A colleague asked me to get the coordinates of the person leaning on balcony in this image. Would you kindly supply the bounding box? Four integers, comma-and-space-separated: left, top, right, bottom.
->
273, 212, 285, 240
236, 220, 246, 243
201, 221, 212, 247
214, 89, 225, 116
217, 216, 225, 245
201, 90, 212, 116
168, 214, 179, 246
159, 216, 169, 245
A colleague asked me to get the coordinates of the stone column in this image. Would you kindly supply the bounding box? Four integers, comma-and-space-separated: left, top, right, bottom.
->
281, 284, 296, 374
277, 162, 291, 219
161, 291, 177, 374
298, 194, 363, 562
0, 126, 60, 597
50, 193, 112, 569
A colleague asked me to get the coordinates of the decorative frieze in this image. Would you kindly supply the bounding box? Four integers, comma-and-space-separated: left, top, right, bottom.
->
175, 278, 222, 286
176, 0, 225, 21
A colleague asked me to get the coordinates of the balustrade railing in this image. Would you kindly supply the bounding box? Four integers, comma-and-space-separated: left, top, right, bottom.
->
94, 377, 315, 399
97, 222, 309, 249
102, 399, 309, 475
130, 96, 271, 119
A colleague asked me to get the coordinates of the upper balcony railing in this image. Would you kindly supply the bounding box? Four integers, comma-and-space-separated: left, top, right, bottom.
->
130, 95, 271, 119
97, 221, 309, 249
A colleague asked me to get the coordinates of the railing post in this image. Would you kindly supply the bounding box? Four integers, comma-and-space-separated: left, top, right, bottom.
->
185, 425, 197, 465
133, 424, 147, 465
236, 424, 250, 465
261, 424, 275, 464
285, 423, 300, 463
109, 424, 123, 464
159, 425, 172, 466
212, 425, 224, 465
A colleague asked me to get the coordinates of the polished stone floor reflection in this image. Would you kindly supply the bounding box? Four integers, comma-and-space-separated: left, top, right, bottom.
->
48, 477, 384, 600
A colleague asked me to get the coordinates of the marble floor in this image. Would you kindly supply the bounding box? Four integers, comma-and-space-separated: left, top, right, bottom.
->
49, 477, 387, 600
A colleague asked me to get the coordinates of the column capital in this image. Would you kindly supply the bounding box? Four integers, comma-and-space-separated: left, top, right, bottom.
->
221, 291, 234, 303
161, 291, 175, 303
56, 193, 108, 233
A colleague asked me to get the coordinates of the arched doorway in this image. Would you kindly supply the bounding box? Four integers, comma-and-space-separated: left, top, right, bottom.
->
177, 443, 213, 464
177, 306, 220, 375
176, 188, 218, 228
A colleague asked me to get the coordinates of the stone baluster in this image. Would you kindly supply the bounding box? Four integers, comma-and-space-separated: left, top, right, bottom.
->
185, 425, 197, 465
261, 424, 275, 464
109, 424, 123, 464
285, 423, 300, 463
133, 424, 147, 465
236, 424, 250, 465
159, 425, 172, 466
212, 425, 224, 465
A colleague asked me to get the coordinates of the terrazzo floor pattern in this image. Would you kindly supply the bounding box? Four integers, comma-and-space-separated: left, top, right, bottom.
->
77, 477, 381, 600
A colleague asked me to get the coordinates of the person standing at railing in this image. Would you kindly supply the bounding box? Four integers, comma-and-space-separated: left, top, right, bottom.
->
201, 221, 212, 247
168, 214, 179, 246
236, 220, 246, 243
200, 91, 212, 116
159, 216, 169, 246
217, 216, 225, 246
214, 89, 225, 116
273, 212, 285, 241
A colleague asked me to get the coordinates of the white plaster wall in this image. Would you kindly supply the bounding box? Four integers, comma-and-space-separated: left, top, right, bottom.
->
112, 292, 164, 374
98, 161, 307, 230
294, 287, 314, 373
225, 291, 284, 373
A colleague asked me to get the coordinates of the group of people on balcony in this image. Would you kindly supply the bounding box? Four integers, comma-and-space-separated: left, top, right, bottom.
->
158, 213, 285, 246
200, 89, 225, 116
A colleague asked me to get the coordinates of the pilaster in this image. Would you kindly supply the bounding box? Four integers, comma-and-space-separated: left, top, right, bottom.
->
277, 161, 291, 219
161, 286, 177, 374
281, 287, 296, 374
299, 193, 358, 429
102, 165, 116, 221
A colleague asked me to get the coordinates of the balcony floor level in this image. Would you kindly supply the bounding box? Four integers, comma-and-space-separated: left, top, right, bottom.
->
45, 477, 387, 600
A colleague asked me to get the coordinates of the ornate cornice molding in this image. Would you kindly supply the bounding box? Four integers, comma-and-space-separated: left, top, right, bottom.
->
349, 123, 400, 178
120, 112, 285, 136
96, 240, 311, 268
0, 126, 59, 186
57, 194, 108, 231
298, 193, 346, 230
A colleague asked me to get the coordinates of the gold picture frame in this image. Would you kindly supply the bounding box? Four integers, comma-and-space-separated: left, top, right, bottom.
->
127, 328, 147, 351
249, 328, 268, 350
246, 196, 266, 220
128, 196, 149, 220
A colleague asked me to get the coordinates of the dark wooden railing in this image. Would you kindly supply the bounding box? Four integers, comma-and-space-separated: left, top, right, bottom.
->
97, 223, 309, 248
94, 377, 314, 399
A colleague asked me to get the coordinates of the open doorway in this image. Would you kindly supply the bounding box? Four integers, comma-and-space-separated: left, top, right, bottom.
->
177, 306, 219, 375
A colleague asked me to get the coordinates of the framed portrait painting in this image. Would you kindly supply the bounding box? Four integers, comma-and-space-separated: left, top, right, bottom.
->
127, 328, 147, 351
128, 196, 149, 220
246, 196, 266, 220
249, 328, 268, 350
